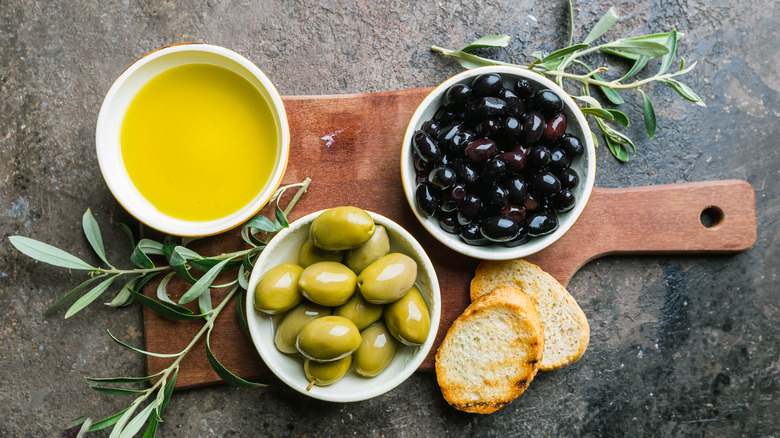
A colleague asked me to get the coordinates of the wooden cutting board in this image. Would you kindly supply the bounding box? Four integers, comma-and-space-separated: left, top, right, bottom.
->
142, 87, 757, 390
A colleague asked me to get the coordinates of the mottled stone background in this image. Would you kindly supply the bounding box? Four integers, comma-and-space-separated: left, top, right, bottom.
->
1, 0, 778, 436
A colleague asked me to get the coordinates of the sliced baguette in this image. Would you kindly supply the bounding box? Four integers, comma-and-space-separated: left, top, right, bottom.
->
470, 259, 589, 371
435, 286, 544, 414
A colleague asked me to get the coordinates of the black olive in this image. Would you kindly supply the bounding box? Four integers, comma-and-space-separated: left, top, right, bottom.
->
527, 145, 552, 169
412, 130, 441, 162
467, 96, 509, 121
484, 182, 510, 208
415, 182, 441, 217
500, 116, 523, 141
471, 73, 503, 97
439, 212, 462, 234
458, 193, 482, 224
559, 133, 584, 157
480, 215, 520, 242
436, 122, 464, 151
475, 118, 500, 138
481, 158, 507, 183
428, 166, 457, 189
527, 210, 559, 236
421, 120, 442, 137
497, 88, 524, 116
542, 112, 567, 141
451, 159, 479, 185
548, 147, 571, 170
464, 138, 498, 163
440, 183, 466, 212
531, 171, 562, 198
533, 89, 564, 117
514, 79, 535, 99
460, 222, 490, 245
496, 151, 526, 172
446, 84, 472, 108
504, 176, 529, 204
550, 189, 576, 212
521, 110, 546, 144
557, 167, 580, 189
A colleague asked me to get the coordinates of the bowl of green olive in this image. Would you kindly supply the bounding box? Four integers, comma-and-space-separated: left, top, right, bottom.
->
246, 207, 441, 402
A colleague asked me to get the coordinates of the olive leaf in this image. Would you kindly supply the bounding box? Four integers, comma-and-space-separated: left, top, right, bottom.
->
606, 109, 630, 127
84, 407, 133, 432
44, 275, 104, 316
65, 274, 119, 319
461, 34, 511, 52
168, 246, 196, 284
130, 245, 155, 269
156, 272, 178, 306
9, 236, 96, 270
582, 6, 619, 44
129, 289, 204, 321
107, 329, 181, 358
618, 55, 649, 82
274, 204, 290, 229
137, 239, 164, 255
206, 316, 263, 388
664, 79, 706, 106
581, 107, 614, 120
86, 372, 164, 384
235, 288, 251, 340
108, 403, 138, 438
82, 208, 111, 267
199, 289, 213, 319
90, 386, 148, 396
178, 257, 234, 304
639, 88, 657, 138
658, 29, 678, 75
115, 223, 135, 248
601, 39, 670, 57
534, 43, 589, 70
117, 401, 157, 438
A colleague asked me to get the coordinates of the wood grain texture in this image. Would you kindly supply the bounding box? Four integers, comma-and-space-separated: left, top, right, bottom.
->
143, 88, 756, 390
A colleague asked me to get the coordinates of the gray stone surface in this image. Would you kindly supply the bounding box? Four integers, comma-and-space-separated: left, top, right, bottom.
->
1, 0, 778, 436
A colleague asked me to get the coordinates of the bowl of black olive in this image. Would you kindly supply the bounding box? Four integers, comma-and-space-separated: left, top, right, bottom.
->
401, 66, 596, 260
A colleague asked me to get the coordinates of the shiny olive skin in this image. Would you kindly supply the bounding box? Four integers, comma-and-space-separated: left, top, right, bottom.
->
384, 286, 430, 346
304, 356, 352, 388
274, 301, 331, 354
345, 225, 390, 275
357, 253, 418, 304
296, 316, 362, 361
299, 239, 343, 268
354, 322, 398, 377
334, 291, 384, 330
298, 261, 357, 307
309, 207, 375, 251
254, 263, 304, 314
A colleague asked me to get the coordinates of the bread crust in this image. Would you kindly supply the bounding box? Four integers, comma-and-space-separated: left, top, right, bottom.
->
470, 259, 589, 371
435, 286, 544, 414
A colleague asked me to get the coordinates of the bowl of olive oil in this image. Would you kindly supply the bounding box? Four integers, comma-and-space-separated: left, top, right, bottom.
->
96, 44, 290, 236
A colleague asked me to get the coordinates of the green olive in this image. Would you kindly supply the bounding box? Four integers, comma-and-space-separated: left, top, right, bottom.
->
274, 301, 331, 354
299, 239, 343, 268
253, 263, 304, 314
333, 292, 383, 331
345, 225, 390, 274
304, 356, 352, 389
354, 322, 397, 377
298, 261, 357, 307
296, 316, 362, 361
309, 206, 375, 251
357, 253, 418, 304
384, 286, 430, 346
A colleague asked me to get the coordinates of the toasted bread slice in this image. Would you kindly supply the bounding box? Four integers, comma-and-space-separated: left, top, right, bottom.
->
470, 259, 589, 371
435, 286, 544, 414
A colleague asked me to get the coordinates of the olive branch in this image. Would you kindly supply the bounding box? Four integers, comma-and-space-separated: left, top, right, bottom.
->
430, 2, 705, 162
8, 177, 311, 437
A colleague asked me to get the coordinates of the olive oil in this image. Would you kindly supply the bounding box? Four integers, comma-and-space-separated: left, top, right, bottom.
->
121, 63, 278, 222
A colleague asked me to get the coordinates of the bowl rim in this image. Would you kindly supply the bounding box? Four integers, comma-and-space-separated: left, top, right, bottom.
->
95, 43, 290, 237
245, 209, 442, 402
400, 65, 596, 260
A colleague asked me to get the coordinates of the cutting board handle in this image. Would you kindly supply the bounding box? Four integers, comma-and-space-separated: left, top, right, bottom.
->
526, 179, 757, 286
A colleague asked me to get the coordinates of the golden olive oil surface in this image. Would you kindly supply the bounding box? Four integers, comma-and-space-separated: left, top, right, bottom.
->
121, 63, 278, 222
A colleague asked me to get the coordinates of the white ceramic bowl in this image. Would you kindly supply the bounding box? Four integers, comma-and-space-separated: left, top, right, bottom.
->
401, 66, 596, 260
246, 210, 441, 402
96, 44, 290, 236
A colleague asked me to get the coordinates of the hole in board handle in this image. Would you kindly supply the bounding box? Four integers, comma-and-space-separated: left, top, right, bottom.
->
700, 206, 725, 229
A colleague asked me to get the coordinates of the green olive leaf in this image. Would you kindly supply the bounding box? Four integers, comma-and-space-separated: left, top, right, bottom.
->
237, 264, 250, 290
460, 34, 511, 52
606, 109, 630, 127
89, 386, 148, 396
107, 329, 181, 358
115, 223, 135, 248
235, 288, 252, 340
130, 246, 155, 269
9, 236, 96, 271
658, 29, 678, 75
430, 45, 514, 69
639, 88, 657, 138
178, 258, 234, 304
160, 368, 177, 412
206, 321, 264, 388
82, 209, 111, 266
539, 43, 590, 70
566, 0, 574, 46
664, 79, 706, 106
189, 258, 242, 273
162, 236, 177, 260
156, 272, 178, 306
244, 215, 276, 232
65, 274, 119, 319
169, 246, 196, 284
129, 288, 202, 321
117, 401, 157, 438
44, 275, 104, 317
86, 407, 133, 432
137, 239, 164, 255
108, 403, 138, 438
199, 289, 213, 320
86, 371, 164, 384
618, 55, 649, 82
572, 95, 603, 108
600, 31, 683, 60
602, 39, 670, 58
142, 415, 158, 438
274, 205, 289, 229
581, 107, 614, 120
583, 6, 619, 44
578, 61, 625, 104
174, 246, 201, 260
